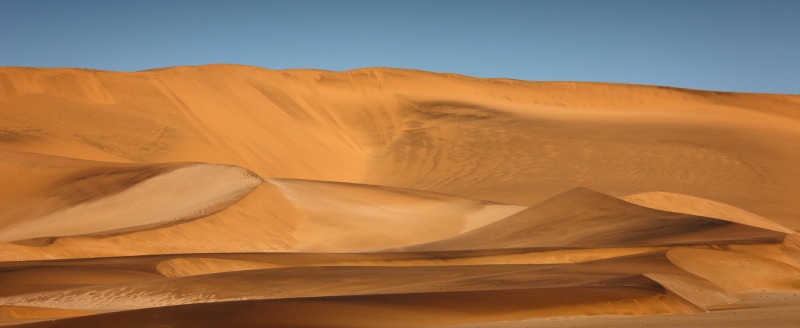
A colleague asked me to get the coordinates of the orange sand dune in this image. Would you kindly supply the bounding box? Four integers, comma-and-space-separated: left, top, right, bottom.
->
0, 252, 706, 311
404, 188, 785, 251
1, 65, 799, 228
268, 178, 524, 251
0, 306, 93, 326
0, 149, 261, 245
8, 288, 698, 328
620, 191, 795, 234
0, 166, 523, 260
1, 65, 799, 327
12, 251, 796, 327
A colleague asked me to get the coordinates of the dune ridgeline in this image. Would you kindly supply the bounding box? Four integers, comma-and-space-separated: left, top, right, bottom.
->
1, 65, 799, 327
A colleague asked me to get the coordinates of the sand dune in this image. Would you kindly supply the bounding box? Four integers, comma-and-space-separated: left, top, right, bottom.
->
0, 149, 181, 232
0, 174, 524, 260
0, 306, 93, 326
7, 288, 699, 328
0, 149, 262, 245
666, 248, 800, 292
0, 252, 706, 311
0, 237, 796, 325
2, 251, 762, 327
404, 188, 785, 251
269, 178, 525, 251
621, 191, 795, 234
2, 66, 800, 228
643, 273, 739, 309
1, 65, 799, 326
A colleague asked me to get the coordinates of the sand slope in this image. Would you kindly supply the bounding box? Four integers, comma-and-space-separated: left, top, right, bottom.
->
269, 178, 525, 251
405, 188, 785, 251
0, 252, 702, 311
0, 149, 262, 245
0, 171, 524, 260
8, 251, 789, 327
2, 65, 800, 228
0, 65, 799, 327
621, 191, 794, 234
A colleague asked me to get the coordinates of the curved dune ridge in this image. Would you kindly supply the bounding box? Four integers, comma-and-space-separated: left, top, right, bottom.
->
0, 172, 526, 260
2, 65, 800, 228
0, 149, 263, 244
0, 252, 709, 311
0, 65, 799, 326
268, 178, 526, 251
620, 191, 795, 234
402, 188, 787, 252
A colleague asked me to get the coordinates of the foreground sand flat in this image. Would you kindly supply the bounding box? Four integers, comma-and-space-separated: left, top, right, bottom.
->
0, 65, 799, 326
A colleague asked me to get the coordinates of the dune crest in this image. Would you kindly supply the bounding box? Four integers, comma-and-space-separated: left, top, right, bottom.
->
621, 191, 795, 234
1, 65, 799, 326
643, 273, 739, 309
0, 176, 525, 259
666, 248, 800, 293
0, 150, 262, 244
269, 178, 526, 252
404, 188, 786, 252
3, 65, 800, 228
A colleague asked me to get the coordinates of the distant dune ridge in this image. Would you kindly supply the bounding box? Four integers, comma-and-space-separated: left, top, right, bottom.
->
0, 65, 799, 327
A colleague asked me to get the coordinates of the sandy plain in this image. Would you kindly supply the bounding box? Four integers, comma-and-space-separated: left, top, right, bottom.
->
0, 65, 799, 326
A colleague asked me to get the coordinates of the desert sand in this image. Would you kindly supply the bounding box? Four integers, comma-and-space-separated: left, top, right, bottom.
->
0, 64, 799, 326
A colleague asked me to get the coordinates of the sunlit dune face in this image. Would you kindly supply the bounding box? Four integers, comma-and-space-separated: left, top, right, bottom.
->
0, 66, 799, 327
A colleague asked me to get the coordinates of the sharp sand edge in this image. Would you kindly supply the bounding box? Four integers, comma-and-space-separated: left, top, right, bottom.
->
0, 164, 262, 242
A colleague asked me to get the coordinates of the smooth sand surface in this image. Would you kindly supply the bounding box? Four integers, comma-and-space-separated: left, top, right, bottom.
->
621, 191, 795, 234
2, 65, 800, 228
438, 291, 800, 328
0, 65, 799, 326
404, 188, 786, 251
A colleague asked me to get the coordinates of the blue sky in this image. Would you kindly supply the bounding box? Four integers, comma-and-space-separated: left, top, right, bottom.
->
1, 1, 798, 94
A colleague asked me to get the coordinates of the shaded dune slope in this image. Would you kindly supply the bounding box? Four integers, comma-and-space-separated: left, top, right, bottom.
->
0, 154, 524, 259
0, 149, 262, 245
11, 251, 799, 327
1, 231, 798, 325
268, 178, 525, 252
620, 191, 795, 234
9, 289, 694, 328
1, 65, 799, 229
0, 252, 705, 311
404, 188, 786, 252
1, 65, 799, 326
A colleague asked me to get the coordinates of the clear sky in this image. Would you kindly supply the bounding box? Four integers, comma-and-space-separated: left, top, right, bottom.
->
1, 1, 798, 94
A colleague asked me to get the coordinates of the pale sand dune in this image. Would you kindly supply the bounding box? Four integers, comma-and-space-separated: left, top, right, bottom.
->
721, 233, 800, 269
3, 253, 759, 326
621, 191, 795, 233
0, 244, 793, 324
643, 273, 739, 309
6, 289, 699, 328
0, 176, 523, 259
0, 149, 182, 232
666, 248, 800, 292
1, 65, 799, 327
269, 178, 525, 251
442, 291, 800, 328
6, 288, 701, 328
0, 149, 262, 244
1, 164, 261, 243
404, 188, 785, 252
2, 66, 800, 228
0, 252, 705, 311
